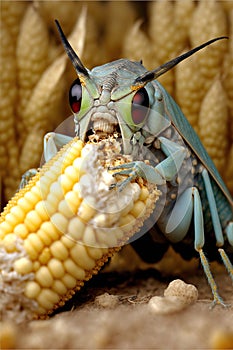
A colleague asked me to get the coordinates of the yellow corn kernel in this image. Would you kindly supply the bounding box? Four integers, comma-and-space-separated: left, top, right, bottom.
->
48, 258, 65, 279
0, 222, 13, 238
78, 201, 96, 222
23, 240, 38, 260
17, 197, 34, 212
61, 274, 77, 290
48, 182, 64, 201
14, 223, 29, 239
119, 214, 136, 231
35, 201, 50, 221
139, 186, 149, 201
2, 234, 18, 252
50, 241, 69, 261
38, 247, 51, 265
40, 221, 60, 241
95, 228, 118, 248
24, 210, 42, 232
61, 235, 75, 249
86, 246, 104, 260
65, 190, 82, 214
50, 212, 68, 234
68, 216, 86, 241
4, 213, 19, 227
83, 226, 96, 246
35, 266, 54, 288
37, 289, 59, 311
33, 261, 40, 272
27, 233, 44, 253
51, 280, 67, 296
37, 229, 52, 246
63, 258, 86, 280
14, 257, 33, 275
70, 244, 96, 270
130, 201, 146, 218
24, 281, 41, 299
64, 165, 79, 182
58, 199, 74, 219
9, 205, 25, 221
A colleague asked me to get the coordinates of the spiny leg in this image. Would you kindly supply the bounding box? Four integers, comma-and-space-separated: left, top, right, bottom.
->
192, 186, 226, 307
202, 169, 233, 285
19, 169, 38, 189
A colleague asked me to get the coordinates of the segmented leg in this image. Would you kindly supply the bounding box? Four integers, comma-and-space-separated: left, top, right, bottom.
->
109, 138, 186, 190
19, 169, 38, 189
193, 181, 228, 307
202, 169, 233, 286
44, 132, 72, 162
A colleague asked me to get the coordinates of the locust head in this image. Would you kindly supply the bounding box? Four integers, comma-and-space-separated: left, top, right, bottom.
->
56, 20, 227, 156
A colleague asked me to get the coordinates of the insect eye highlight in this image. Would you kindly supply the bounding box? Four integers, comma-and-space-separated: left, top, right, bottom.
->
131, 88, 150, 125
69, 78, 82, 113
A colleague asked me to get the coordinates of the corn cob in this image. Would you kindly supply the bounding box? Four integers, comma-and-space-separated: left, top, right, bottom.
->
0, 136, 160, 322
189, 1, 227, 94
175, 53, 205, 133
16, 5, 49, 118
198, 79, 228, 174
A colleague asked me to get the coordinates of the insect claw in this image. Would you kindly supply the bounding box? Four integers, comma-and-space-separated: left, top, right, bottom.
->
209, 297, 230, 309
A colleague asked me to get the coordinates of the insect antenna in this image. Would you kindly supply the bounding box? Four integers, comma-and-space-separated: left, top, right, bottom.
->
134, 36, 228, 85
55, 19, 89, 77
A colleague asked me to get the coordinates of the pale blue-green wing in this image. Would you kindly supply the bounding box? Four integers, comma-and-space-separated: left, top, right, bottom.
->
155, 81, 233, 207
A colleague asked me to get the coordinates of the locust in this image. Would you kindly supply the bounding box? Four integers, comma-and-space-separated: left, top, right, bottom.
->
52, 21, 233, 307
1, 21, 233, 321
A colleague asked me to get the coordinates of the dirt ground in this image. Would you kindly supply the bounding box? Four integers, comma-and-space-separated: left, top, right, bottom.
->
1, 246, 233, 350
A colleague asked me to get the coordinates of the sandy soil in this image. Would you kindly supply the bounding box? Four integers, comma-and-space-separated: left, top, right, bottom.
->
1, 246, 233, 350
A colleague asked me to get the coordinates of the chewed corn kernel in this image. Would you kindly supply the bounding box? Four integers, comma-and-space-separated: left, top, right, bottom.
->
0, 137, 161, 322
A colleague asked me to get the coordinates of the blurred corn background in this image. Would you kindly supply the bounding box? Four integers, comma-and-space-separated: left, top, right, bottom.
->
1, 0, 233, 206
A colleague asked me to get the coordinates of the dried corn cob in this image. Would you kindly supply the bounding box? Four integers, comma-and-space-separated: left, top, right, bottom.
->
1, 1, 27, 46
0, 137, 160, 322
175, 53, 205, 132
16, 5, 49, 118
189, 1, 227, 94
198, 79, 228, 174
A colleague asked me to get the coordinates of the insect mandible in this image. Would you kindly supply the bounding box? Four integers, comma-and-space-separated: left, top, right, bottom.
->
42, 21, 233, 307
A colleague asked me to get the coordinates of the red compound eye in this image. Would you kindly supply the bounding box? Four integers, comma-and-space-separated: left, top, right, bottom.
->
131, 88, 149, 125
69, 78, 82, 113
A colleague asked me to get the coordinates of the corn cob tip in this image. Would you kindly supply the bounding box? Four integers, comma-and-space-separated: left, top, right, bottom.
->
0, 137, 161, 323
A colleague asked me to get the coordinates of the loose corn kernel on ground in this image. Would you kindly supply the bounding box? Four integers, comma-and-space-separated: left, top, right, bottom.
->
0, 137, 160, 322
